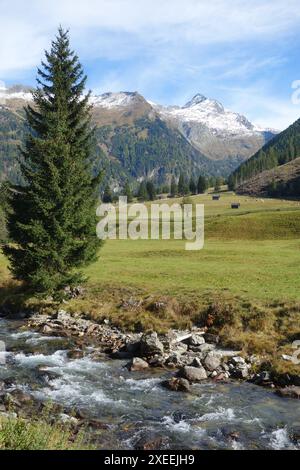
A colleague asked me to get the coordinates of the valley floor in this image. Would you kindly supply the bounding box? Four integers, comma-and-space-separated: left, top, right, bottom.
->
0, 191, 300, 376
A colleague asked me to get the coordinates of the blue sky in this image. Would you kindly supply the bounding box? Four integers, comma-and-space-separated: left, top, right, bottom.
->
1, 0, 300, 129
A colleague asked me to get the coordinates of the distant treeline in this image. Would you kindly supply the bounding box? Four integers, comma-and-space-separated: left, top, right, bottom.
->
229, 118, 300, 188
102, 174, 225, 203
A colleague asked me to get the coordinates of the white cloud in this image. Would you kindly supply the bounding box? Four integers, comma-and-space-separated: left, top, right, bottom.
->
220, 82, 300, 130
1, 0, 300, 75
1, 0, 300, 128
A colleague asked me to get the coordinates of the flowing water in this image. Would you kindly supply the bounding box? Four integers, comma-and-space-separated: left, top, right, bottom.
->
0, 318, 299, 450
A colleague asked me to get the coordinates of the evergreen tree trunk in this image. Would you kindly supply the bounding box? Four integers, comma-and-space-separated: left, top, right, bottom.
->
3, 28, 101, 292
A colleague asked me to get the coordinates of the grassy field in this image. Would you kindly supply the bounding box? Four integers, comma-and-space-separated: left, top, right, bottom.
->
82, 191, 300, 301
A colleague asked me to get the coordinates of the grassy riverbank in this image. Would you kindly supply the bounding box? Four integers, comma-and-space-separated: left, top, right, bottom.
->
0, 415, 92, 450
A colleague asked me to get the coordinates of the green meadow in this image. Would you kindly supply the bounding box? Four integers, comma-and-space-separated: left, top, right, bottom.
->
83, 191, 300, 302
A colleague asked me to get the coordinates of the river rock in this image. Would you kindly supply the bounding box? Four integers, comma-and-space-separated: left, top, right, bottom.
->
59, 413, 79, 426
188, 343, 215, 353
67, 349, 85, 360
111, 350, 134, 359
230, 365, 249, 379
290, 427, 300, 443
134, 435, 169, 450
127, 357, 149, 372
251, 371, 272, 386
188, 334, 205, 347
140, 332, 164, 357
174, 342, 188, 353
125, 340, 141, 355
148, 355, 167, 367
203, 351, 222, 371
165, 352, 184, 367
178, 365, 207, 382
191, 357, 203, 368
204, 333, 220, 344
212, 372, 228, 382
231, 356, 246, 365
42, 325, 56, 334
276, 386, 300, 399
162, 377, 191, 392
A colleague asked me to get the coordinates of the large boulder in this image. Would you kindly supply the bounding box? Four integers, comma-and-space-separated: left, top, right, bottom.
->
203, 351, 222, 371
178, 365, 207, 382
140, 332, 164, 357
188, 334, 205, 347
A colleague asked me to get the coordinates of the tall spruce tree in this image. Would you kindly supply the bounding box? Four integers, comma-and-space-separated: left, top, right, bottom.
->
102, 185, 113, 203
170, 176, 178, 198
178, 173, 188, 195
3, 28, 101, 292
146, 181, 156, 201
197, 175, 207, 194
189, 177, 197, 194
123, 181, 133, 202
137, 181, 148, 201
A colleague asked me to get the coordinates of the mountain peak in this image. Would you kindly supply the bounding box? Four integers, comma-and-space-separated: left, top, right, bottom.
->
184, 93, 207, 107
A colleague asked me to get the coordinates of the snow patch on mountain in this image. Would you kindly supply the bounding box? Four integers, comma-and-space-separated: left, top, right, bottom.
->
90, 91, 142, 108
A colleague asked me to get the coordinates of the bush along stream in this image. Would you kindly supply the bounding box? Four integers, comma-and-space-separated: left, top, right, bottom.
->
0, 311, 300, 450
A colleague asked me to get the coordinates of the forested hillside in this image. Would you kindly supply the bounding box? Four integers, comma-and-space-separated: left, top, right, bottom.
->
237, 157, 300, 198
94, 117, 222, 186
0, 108, 221, 187
230, 117, 300, 186
0, 107, 26, 183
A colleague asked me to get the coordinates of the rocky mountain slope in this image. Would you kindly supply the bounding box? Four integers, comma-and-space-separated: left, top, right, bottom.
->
232, 116, 300, 187
0, 86, 278, 186
237, 157, 300, 198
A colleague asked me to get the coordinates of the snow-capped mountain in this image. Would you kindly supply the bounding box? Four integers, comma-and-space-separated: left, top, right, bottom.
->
88, 91, 278, 161
0, 85, 33, 105
153, 93, 256, 136
153, 93, 278, 136
150, 93, 279, 161
0, 85, 278, 166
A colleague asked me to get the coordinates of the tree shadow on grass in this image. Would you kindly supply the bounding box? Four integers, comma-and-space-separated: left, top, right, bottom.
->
0, 279, 57, 318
